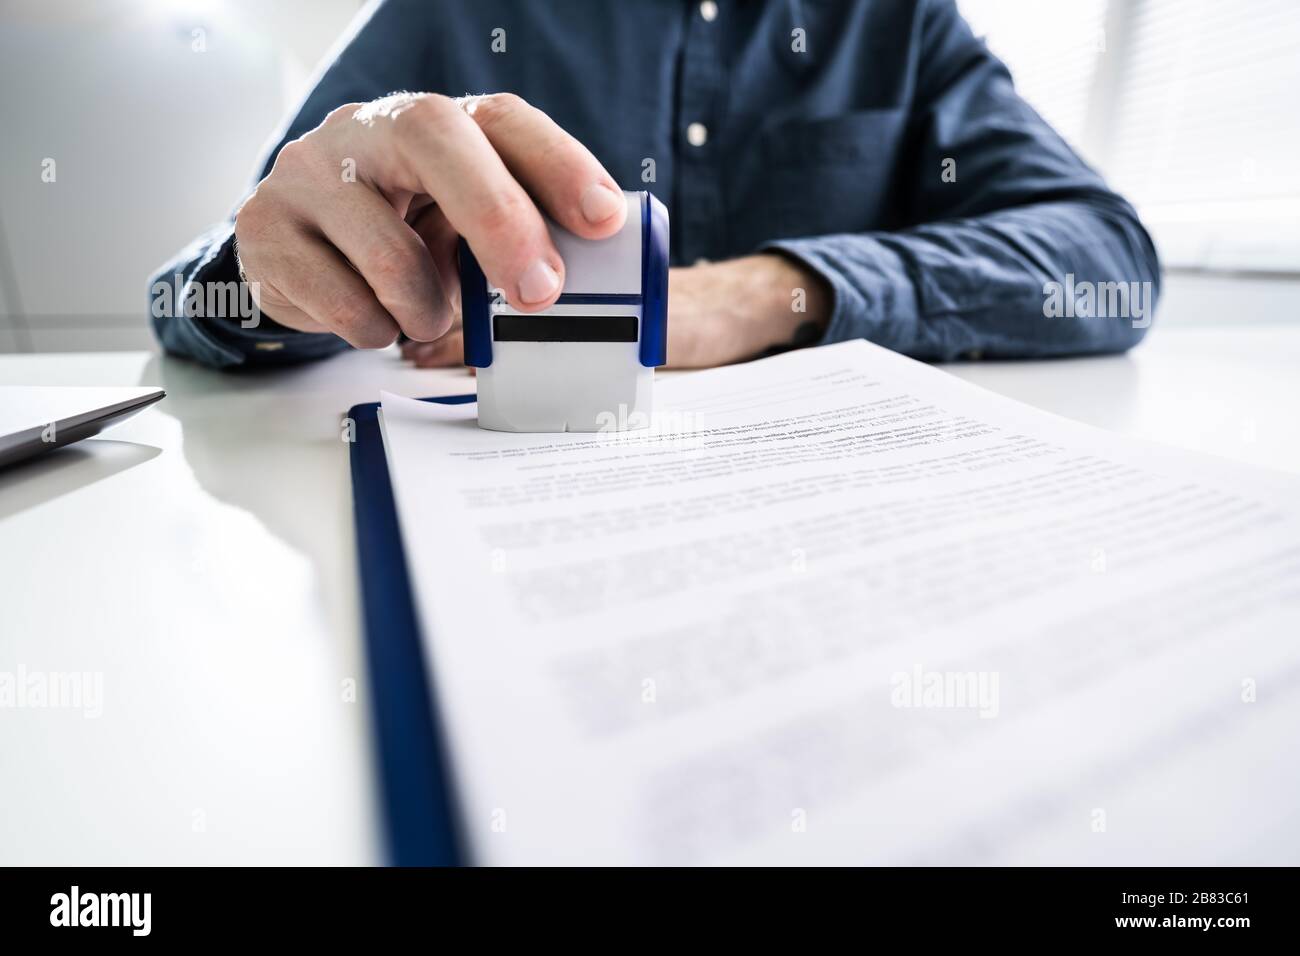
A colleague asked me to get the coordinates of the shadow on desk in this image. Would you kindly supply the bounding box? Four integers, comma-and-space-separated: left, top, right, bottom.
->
0, 439, 161, 522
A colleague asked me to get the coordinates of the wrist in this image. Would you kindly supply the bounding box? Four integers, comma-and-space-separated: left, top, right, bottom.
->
743, 253, 831, 349
666, 253, 833, 368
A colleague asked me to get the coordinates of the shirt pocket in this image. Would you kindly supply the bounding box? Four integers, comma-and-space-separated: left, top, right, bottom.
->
750, 109, 907, 238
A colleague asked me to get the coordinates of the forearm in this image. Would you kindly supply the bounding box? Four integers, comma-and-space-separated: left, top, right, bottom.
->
767, 196, 1161, 361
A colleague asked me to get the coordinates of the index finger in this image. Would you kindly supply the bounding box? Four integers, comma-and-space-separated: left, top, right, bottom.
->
393, 95, 565, 312
461, 93, 628, 240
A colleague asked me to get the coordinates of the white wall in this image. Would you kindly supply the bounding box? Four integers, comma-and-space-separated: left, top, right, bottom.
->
0, 0, 363, 352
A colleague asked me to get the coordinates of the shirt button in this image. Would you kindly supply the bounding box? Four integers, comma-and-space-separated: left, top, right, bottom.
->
686, 122, 708, 147
699, 0, 719, 22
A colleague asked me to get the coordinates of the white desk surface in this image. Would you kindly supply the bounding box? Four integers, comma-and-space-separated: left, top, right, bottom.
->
2, 326, 1298, 864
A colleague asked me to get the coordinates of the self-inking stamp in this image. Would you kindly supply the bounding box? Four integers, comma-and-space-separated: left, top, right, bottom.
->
459, 190, 669, 432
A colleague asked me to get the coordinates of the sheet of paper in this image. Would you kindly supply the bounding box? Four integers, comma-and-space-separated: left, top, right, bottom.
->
379, 340, 1300, 865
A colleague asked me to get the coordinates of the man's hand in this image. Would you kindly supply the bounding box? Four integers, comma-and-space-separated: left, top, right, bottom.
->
401, 253, 832, 370
233, 92, 628, 348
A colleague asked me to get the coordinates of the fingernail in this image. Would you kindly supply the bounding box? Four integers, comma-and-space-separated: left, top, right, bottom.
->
518, 259, 561, 304
580, 183, 624, 224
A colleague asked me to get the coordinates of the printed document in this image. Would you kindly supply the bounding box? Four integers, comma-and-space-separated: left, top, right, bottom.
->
379, 340, 1300, 865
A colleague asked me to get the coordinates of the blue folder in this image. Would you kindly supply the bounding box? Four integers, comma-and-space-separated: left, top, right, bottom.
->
347, 395, 475, 866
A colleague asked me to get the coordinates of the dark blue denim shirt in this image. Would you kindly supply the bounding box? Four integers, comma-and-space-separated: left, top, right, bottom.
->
149, 0, 1160, 368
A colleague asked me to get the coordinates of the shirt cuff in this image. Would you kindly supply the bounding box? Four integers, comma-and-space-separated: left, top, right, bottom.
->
153, 225, 348, 367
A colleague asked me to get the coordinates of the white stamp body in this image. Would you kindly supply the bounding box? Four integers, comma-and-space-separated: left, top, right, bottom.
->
460, 191, 669, 433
